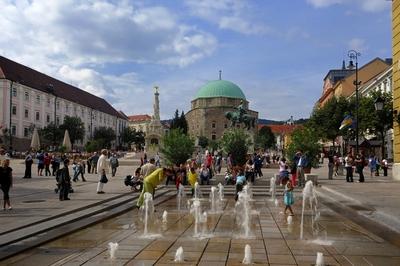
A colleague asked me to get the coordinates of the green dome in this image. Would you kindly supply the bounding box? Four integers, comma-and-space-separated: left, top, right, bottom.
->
195, 80, 246, 100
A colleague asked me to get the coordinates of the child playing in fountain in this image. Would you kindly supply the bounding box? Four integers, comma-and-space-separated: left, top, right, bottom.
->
235, 168, 246, 201
188, 167, 198, 196
283, 181, 294, 216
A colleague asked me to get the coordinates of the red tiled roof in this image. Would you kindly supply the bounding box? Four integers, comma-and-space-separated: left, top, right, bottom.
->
128, 114, 151, 122
258, 124, 300, 135
0, 56, 125, 119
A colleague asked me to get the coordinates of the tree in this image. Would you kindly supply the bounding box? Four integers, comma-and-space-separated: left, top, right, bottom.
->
286, 126, 321, 168
121, 127, 145, 150
309, 96, 350, 146
93, 127, 116, 149
170, 109, 188, 135
256, 126, 275, 150
160, 128, 195, 166
198, 136, 209, 149
220, 128, 251, 166
40, 122, 63, 145
59, 116, 85, 145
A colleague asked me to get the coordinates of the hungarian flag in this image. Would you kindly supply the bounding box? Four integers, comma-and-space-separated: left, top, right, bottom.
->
339, 115, 354, 130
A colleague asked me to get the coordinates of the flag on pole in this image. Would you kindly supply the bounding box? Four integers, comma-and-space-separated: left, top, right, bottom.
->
339, 115, 354, 130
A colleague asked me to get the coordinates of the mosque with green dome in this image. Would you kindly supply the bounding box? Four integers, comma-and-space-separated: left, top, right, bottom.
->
185, 78, 258, 143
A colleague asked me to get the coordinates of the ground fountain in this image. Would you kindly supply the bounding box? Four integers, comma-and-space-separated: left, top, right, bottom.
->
270, 177, 276, 201
235, 185, 253, 238
194, 182, 202, 199
108, 242, 119, 260
190, 198, 201, 236
287, 215, 293, 225
143, 192, 154, 236
242, 244, 252, 264
201, 211, 208, 236
174, 246, 184, 262
177, 184, 187, 212
209, 186, 218, 213
316, 252, 324, 266
300, 180, 319, 240
218, 182, 224, 201
162, 210, 168, 224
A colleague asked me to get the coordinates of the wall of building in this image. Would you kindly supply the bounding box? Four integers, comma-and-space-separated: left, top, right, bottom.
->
393, 0, 400, 180
0, 79, 125, 151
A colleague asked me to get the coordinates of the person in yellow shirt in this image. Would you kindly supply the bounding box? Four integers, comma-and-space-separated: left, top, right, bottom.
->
136, 167, 173, 208
188, 167, 198, 196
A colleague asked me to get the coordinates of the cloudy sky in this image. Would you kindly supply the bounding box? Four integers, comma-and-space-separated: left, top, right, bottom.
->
0, 0, 392, 120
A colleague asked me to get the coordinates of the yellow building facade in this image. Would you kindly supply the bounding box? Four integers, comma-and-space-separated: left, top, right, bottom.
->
393, 0, 400, 180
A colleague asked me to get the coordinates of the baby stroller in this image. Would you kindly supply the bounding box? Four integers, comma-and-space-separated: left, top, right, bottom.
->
124, 175, 143, 192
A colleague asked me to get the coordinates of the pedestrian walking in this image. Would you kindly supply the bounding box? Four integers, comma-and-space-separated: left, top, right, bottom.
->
369, 155, 377, 177
382, 158, 388, 176
37, 151, 45, 176
0, 158, 13, 210
57, 159, 71, 201
354, 154, 365, 183
44, 153, 51, 176
23, 152, 33, 178
283, 181, 294, 216
110, 153, 119, 177
327, 154, 334, 180
91, 152, 99, 174
96, 149, 109, 194
345, 153, 354, 182
51, 154, 60, 176
296, 151, 308, 187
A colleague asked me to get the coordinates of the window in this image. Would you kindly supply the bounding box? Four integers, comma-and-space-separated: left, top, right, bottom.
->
12, 105, 17, 115
224, 124, 227, 129
56, 116, 60, 125
81, 109, 84, 117
47, 98, 51, 107
65, 103, 69, 113
212, 122, 216, 128
24, 127, 29, 137
25, 109, 29, 118
56, 101, 60, 110
212, 134, 216, 140
12, 88, 17, 97
11, 125, 16, 136
24, 91, 29, 101
35, 111, 40, 121
74, 106, 77, 114
36, 94, 40, 104
46, 114, 50, 123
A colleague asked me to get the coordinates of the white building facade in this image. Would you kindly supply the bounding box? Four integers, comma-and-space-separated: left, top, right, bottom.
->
0, 56, 127, 151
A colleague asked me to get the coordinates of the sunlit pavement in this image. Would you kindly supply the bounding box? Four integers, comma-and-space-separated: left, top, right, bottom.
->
1, 159, 400, 265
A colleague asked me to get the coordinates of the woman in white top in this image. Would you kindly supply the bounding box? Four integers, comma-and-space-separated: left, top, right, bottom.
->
96, 149, 109, 194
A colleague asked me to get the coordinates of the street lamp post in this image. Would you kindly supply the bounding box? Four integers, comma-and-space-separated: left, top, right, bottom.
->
374, 96, 386, 159
348, 50, 361, 155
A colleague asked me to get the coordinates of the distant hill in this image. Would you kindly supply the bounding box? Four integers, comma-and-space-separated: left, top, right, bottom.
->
258, 118, 309, 125
258, 119, 284, 125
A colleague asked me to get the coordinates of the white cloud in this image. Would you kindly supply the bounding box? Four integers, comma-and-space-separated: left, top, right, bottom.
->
306, 0, 342, 8
348, 38, 367, 52
307, 0, 390, 13
185, 0, 269, 35
359, 0, 391, 13
0, 0, 217, 68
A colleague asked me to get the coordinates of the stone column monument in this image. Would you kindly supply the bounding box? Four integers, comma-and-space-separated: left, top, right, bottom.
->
145, 86, 164, 155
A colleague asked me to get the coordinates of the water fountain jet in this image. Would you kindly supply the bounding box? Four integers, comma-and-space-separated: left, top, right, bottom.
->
242, 244, 252, 264
174, 246, 184, 262
108, 242, 119, 260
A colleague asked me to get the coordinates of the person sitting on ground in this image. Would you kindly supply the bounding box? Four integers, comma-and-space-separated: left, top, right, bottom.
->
200, 164, 210, 185
235, 168, 246, 201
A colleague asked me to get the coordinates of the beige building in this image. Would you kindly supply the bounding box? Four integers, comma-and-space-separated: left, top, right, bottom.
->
185, 79, 258, 143
128, 114, 151, 133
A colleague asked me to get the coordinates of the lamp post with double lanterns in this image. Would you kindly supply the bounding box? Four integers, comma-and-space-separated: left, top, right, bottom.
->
348, 50, 361, 155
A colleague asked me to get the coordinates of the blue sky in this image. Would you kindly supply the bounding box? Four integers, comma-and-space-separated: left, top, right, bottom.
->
0, 0, 392, 120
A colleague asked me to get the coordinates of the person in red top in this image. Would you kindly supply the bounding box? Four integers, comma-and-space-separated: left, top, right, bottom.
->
44, 153, 52, 176
206, 154, 213, 179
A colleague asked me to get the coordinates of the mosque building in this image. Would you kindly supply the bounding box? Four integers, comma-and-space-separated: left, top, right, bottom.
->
185, 74, 258, 144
